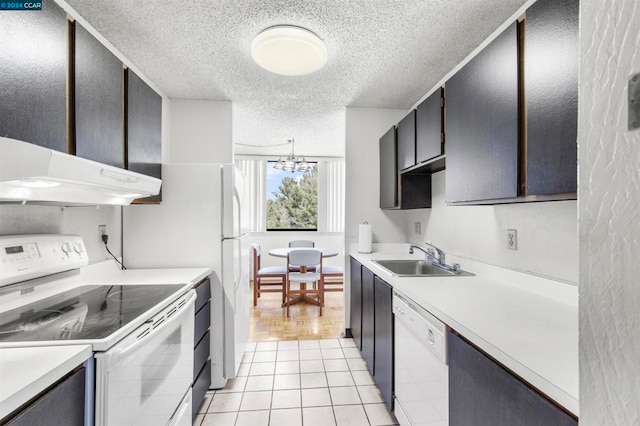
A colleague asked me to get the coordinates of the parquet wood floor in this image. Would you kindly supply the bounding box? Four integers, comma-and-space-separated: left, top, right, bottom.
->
249, 284, 345, 342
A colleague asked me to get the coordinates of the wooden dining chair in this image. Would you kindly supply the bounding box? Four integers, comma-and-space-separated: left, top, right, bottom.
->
286, 249, 323, 317
321, 265, 344, 297
288, 240, 315, 247
251, 244, 287, 306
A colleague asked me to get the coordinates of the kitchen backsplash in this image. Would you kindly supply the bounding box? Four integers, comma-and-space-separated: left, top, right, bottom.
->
0, 205, 122, 265
407, 171, 578, 284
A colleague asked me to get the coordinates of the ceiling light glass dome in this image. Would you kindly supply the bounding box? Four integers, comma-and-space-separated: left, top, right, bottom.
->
251, 25, 327, 76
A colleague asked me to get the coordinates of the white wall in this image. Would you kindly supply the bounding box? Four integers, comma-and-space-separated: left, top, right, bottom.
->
0, 205, 122, 265
406, 172, 578, 283
233, 103, 346, 158
345, 107, 409, 246
578, 1, 640, 424
168, 99, 232, 164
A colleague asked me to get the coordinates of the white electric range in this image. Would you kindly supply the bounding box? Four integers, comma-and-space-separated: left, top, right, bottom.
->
0, 234, 209, 426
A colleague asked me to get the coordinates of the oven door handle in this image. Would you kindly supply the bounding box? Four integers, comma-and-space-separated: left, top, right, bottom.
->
111, 291, 196, 366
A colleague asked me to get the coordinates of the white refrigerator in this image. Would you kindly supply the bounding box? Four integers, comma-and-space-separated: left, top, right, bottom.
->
122, 163, 250, 388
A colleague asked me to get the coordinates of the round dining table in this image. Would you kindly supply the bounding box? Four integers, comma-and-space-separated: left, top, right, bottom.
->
268, 247, 339, 258
268, 247, 339, 307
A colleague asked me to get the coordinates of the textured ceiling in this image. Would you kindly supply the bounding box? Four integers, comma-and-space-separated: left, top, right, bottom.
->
64, 0, 529, 155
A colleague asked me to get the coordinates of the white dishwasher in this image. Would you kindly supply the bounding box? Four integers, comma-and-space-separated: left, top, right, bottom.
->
393, 290, 448, 426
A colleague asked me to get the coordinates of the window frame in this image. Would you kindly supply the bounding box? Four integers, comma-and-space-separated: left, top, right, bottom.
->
265, 160, 319, 232
235, 157, 345, 234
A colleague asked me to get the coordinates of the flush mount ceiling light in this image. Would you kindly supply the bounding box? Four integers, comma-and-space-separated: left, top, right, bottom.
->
251, 25, 327, 76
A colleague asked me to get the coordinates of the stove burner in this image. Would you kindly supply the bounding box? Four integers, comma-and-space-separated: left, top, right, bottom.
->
26, 310, 64, 328
107, 287, 166, 302
0, 310, 63, 334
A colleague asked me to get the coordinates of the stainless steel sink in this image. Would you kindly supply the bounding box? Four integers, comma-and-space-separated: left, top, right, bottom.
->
371, 259, 474, 277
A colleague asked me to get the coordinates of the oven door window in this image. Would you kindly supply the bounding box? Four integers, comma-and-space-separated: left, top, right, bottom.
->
94, 296, 195, 426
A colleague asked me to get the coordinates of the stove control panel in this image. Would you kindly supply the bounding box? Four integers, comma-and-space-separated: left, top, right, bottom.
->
0, 234, 89, 286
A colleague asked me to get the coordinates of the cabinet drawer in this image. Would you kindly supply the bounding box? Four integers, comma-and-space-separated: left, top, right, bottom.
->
194, 301, 211, 345
194, 330, 210, 378
194, 278, 211, 313
192, 360, 211, 421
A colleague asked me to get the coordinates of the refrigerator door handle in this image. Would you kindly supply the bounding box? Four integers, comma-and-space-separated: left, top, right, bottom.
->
233, 188, 242, 293
222, 188, 245, 242
233, 187, 242, 235
235, 237, 242, 292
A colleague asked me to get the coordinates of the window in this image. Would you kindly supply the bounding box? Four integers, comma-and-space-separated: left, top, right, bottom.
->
266, 161, 317, 231
236, 158, 344, 233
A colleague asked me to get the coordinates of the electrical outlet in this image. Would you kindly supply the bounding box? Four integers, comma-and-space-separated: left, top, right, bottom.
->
99, 225, 107, 238
507, 229, 517, 250
414, 222, 422, 235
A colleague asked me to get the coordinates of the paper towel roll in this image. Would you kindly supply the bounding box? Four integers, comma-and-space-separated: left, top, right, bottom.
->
358, 223, 373, 253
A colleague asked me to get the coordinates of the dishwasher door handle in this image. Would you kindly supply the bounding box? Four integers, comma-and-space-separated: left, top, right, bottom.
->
427, 329, 435, 345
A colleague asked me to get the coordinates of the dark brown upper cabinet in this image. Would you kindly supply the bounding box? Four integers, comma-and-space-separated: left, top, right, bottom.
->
126, 69, 162, 202
396, 110, 416, 171
379, 127, 398, 209
525, 0, 578, 196
0, 1, 67, 151
416, 88, 444, 164
74, 23, 124, 168
445, 22, 519, 204
380, 125, 432, 210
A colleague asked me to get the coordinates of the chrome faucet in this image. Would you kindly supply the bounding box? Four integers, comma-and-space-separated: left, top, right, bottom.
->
409, 242, 460, 272
409, 243, 445, 266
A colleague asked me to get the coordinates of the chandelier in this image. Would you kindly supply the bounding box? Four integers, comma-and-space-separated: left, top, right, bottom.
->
273, 139, 310, 173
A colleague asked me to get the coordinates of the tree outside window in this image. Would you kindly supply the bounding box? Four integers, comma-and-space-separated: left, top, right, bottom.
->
266, 161, 318, 230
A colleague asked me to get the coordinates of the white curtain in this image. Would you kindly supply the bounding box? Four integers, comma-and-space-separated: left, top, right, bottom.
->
317, 160, 345, 233
236, 158, 344, 233
236, 159, 266, 232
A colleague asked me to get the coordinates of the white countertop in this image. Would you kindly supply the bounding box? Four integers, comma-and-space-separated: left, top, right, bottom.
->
80, 260, 212, 286
0, 345, 92, 420
350, 244, 579, 416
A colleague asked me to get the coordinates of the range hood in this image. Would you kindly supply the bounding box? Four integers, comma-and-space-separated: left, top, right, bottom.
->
0, 137, 161, 205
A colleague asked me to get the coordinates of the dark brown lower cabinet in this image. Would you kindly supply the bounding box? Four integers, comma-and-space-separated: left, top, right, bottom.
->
373, 276, 394, 412
361, 266, 375, 374
349, 257, 363, 350
448, 330, 577, 426
192, 277, 211, 421
4, 367, 85, 426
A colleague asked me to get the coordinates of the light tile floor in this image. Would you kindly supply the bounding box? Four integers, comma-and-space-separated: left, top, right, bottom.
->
194, 338, 398, 426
